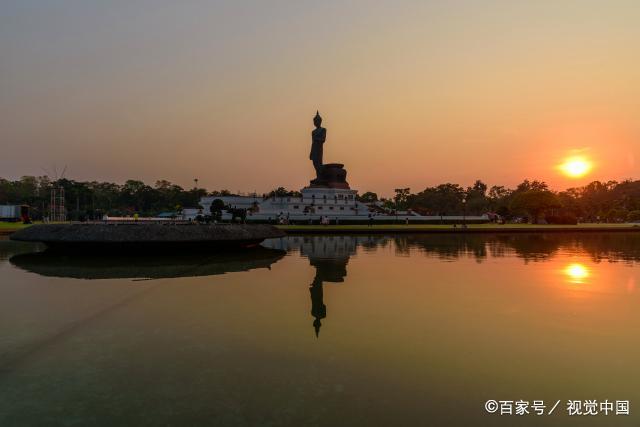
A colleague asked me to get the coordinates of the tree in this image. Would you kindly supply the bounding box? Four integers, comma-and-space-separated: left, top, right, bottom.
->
209, 189, 232, 197
628, 210, 640, 222
557, 188, 584, 219
488, 185, 512, 215
470, 179, 487, 194
358, 192, 378, 203
5, 174, 640, 223
380, 198, 395, 211
516, 180, 549, 192
409, 183, 465, 215
209, 198, 225, 221
510, 190, 560, 224
272, 187, 290, 197
394, 188, 411, 210
266, 187, 301, 198
465, 180, 489, 215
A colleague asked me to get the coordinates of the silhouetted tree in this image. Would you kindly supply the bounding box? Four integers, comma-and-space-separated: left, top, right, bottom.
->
358, 192, 378, 203
4, 175, 640, 223
510, 190, 560, 224
394, 188, 411, 210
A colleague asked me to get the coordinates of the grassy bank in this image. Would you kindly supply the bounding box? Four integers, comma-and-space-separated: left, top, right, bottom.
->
0, 222, 33, 234
3, 221, 640, 236
0, 221, 31, 230
277, 223, 640, 234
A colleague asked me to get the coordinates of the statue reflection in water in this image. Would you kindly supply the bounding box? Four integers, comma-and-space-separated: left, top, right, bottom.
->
308, 257, 348, 337
309, 271, 326, 337
300, 236, 356, 337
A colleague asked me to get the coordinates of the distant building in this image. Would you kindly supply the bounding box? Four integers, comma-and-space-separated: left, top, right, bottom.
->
0, 205, 29, 222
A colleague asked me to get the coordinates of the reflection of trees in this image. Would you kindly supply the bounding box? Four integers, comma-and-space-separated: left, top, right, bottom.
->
395, 235, 490, 262
10, 247, 286, 279
491, 235, 560, 263
563, 233, 640, 264
394, 233, 640, 264
284, 233, 640, 269
0, 242, 44, 261
500, 233, 640, 263
359, 236, 391, 252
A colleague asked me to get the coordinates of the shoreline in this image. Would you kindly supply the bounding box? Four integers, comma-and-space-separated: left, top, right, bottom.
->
3, 223, 640, 237
277, 224, 640, 234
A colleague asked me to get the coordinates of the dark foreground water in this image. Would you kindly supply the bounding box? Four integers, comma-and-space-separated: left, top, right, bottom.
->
2, 233, 640, 426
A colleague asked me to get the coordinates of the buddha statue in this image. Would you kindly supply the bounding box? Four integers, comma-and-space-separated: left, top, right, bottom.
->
310, 111, 326, 179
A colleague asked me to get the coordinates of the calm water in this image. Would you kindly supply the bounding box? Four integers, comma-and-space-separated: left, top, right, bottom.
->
2, 233, 640, 426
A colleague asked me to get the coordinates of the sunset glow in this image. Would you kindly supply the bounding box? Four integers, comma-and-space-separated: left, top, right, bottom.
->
564, 263, 589, 284
559, 157, 592, 179
1, 2, 639, 193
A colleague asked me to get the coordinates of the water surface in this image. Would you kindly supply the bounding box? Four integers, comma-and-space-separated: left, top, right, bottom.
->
1, 234, 640, 426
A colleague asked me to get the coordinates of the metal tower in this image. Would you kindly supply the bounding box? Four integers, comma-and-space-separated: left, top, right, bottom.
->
50, 185, 66, 222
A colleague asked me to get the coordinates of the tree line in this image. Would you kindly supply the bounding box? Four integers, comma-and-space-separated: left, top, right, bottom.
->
2, 176, 640, 223
0, 177, 210, 220
359, 179, 640, 224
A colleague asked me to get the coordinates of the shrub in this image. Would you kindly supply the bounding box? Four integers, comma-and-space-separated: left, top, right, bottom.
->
546, 214, 578, 225
627, 210, 640, 222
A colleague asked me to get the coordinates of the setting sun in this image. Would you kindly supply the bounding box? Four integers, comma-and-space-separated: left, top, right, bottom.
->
560, 157, 592, 178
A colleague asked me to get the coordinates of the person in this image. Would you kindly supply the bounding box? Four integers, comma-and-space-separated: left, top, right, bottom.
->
134, 213, 139, 222
368, 213, 373, 227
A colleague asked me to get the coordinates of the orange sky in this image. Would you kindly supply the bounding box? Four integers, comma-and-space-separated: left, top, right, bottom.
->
1, 1, 639, 196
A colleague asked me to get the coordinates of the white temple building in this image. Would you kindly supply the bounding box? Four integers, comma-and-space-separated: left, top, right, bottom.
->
198, 186, 488, 224
200, 186, 371, 223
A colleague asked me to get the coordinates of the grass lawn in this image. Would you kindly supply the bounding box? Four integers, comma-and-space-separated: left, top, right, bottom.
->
2, 221, 638, 234
0, 222, 34, 231
277, 223, 640, 232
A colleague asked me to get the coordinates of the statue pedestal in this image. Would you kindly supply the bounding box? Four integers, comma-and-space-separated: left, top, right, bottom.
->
309, 163, 350, 189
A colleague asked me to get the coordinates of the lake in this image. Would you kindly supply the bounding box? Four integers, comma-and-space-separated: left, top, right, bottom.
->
1, 233, 640, 426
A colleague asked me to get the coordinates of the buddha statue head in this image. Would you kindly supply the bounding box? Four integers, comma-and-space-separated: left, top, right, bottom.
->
313, 110, 322, 128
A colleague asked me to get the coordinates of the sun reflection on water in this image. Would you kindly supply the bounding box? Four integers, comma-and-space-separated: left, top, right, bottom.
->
564, 263, 589, 284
